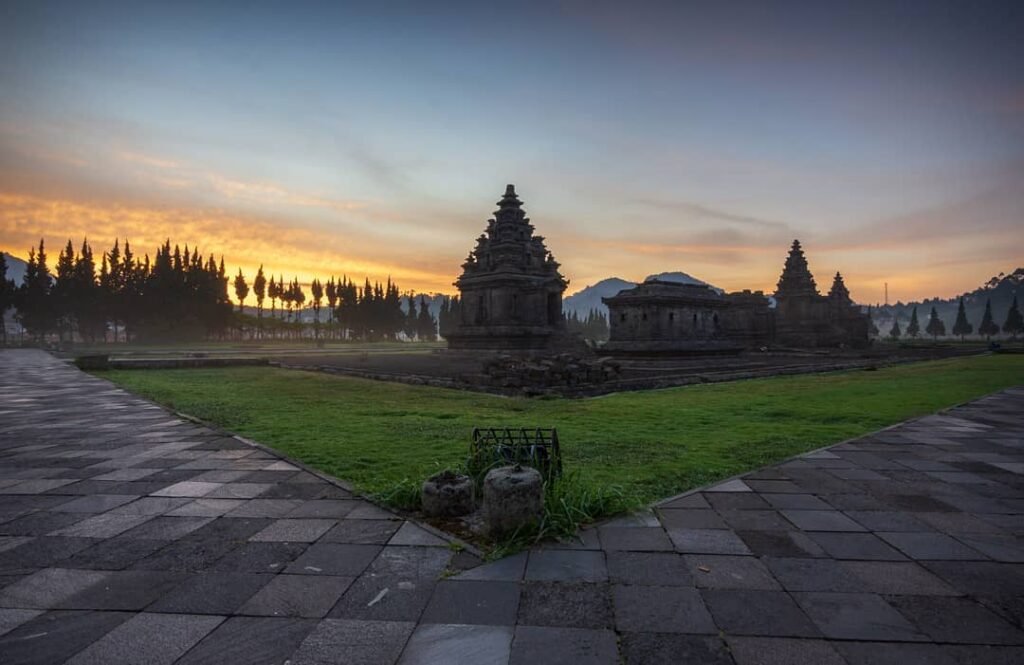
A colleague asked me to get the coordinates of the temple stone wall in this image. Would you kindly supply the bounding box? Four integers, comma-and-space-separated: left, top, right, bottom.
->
603, 281, 772, 354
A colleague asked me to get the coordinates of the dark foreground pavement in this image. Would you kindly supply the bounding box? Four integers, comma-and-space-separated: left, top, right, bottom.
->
1, 349, 1023, 664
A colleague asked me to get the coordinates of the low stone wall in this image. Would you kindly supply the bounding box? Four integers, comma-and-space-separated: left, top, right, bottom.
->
101, 357, 271, 370
275, 352, 982, 398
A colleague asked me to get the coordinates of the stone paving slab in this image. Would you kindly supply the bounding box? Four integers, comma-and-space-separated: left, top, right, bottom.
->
1, 349, 1024, 663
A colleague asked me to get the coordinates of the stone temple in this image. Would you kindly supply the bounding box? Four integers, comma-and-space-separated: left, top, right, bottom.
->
602, 239, 869, 353
602, 281, 773, 354
446, 185, 572, 350
774, 239, 870, 348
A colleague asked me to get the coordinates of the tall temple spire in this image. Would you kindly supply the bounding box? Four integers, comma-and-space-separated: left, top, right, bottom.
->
458, 184, 562, 278
775, 239, 818, 297
828, 271, 851, 303
448, 185, 571, 350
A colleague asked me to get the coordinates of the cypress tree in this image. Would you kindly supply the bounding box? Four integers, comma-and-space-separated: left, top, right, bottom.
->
234, 269, 249, 313
925, 306, 945, 340
1004, 296, 1023, 340
951, 298, 972, 341
405, 294, 418, 339
417, 295, 436, 341
979, 299, 1000, 339
311, 278, 324, 339
906, 306, 920, 338
866, 305, 879, 337
888, 317, 901, 340
253, 266, 266, 337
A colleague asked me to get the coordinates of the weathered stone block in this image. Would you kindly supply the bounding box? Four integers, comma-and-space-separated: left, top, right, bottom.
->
483, 465, 544, 535
422, 471, 475, 517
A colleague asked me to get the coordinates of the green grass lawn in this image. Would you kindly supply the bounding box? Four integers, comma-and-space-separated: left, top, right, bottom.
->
99, 354, 1024, 524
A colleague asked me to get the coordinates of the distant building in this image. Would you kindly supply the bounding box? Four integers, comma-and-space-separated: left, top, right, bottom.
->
602, 281, 772, 354
602, 240, 869, 353
446, 185, 574, 350
773, 240, 869, 348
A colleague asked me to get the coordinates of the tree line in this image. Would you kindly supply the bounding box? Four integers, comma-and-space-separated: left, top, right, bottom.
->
883, 296, 1022, 341
1, 238, 452, 344
566, 308, 610, 342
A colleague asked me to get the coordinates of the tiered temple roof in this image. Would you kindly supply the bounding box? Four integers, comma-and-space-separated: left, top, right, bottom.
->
458, 185, 564, 284
775, 239, 819, 298
828, 271, 852, 304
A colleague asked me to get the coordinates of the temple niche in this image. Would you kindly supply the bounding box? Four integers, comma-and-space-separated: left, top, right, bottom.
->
446, 185, 572, 350
773, 240, 870, 348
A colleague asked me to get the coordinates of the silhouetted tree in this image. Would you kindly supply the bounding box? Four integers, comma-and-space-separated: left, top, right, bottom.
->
866, 305, 879, 337
268, 275, 279, 326
234, 269, 249, 313
253, 265, 266, 337
73, 240, 103, 343
405, 294, 418, 339
925, 306, 945, 340
311, 278, 323, 339
52, 240, 76, 341
416, 295, 436, 341
888, 317, 901, 340
906, 306, 920, 338
1004, 296, 1023, 340
325, 277, 337, 333
951, 298, 972, 341
0, 253, 15, 344
16, 240, 53, 342
979, 299, 1000, 339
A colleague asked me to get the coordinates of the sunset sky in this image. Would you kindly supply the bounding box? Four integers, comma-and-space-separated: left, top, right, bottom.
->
1, 1, 1022, 304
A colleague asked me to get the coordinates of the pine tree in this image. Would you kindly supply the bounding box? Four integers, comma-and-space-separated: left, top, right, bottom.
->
1004, 295, 1023, 340
979, 299, 1000, 339
53, 240, 76, 341
951, 298, 972, 341
16, 239, 54, 342
906, 307, 920, 338
925, 306, 945, 340
71, 240, 101, 343
888, 317, 901, 340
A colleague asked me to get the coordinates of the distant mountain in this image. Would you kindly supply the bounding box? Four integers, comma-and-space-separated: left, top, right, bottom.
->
643, 271, 709, 287
874, 267, 1023, 335
563, 272, 720, 317
2, 252, 27, 285
563, 277, 635, 318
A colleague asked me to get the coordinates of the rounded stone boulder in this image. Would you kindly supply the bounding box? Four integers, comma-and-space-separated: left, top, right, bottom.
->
482, 465, 544, 535
421, 471, 475, 517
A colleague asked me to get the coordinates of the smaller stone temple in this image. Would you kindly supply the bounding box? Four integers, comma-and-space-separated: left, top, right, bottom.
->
602, 280, 773, 354
774, 240, 870, 347
446, 185, 572, 350
601, 240, 869, 353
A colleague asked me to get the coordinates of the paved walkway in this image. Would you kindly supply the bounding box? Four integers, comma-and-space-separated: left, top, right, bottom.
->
0, 350, 1022, 664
